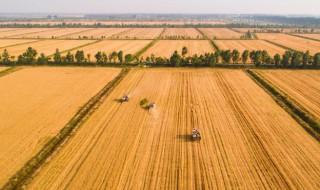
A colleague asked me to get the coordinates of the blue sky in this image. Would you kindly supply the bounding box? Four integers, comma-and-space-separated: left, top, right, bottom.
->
1, 0, 319, 15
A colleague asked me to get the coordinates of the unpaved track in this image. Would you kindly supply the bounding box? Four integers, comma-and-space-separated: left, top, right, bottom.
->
0, 67, 120, 187
257, 70, 320, 120
27, 69, 320, 190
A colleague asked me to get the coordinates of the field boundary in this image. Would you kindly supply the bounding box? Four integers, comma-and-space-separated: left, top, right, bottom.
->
286, 33, 320, 42
134, 28, 166, 58
1, 68, 130, 190
57, 28, 97, 39
261, 39, 298, 52
246, 69, 320, 141
5, 28, 57, 38
0, 67, 21, 78
0, 39, 45, 49
195, 28, 219, 51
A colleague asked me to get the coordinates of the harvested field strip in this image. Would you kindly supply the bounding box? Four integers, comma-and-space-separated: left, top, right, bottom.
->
12, 28, 90, 39
63, 40, 151, 60
160, 28, 203, 39
247, 70, 320, 140
0, 28, 53, 38
55, 40, 102, 56
112, 28, 164, 39
215, 40, 286, 56
0, 39, 41, 49
0, 67, 121, 188
256, 70, 320, 128
27, 69, 320, 190
58, 28, 101, 39
261, 39, 293, 51
8, 28, 57, 38
290, 33, 320, 42
0, 40, 95, 57
142, 40, 214, 58
195, 28, 219, 50
61, 28, 130, 39
109, 28, 134, 39
198, 28, 242, 39
256, 33, 320, 54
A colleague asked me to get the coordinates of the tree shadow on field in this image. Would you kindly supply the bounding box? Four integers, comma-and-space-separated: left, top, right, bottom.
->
177, 134, 193, 142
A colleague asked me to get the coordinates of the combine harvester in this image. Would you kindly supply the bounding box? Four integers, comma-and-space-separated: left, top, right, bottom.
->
192, 128, 201, 141
140, 98, 156, 111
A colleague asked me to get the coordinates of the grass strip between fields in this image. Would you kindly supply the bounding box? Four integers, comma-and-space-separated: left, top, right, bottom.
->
195, 28, 219, 51
0, 67, 21, 78
1, 68, 130, 190
246, 69, 320, 141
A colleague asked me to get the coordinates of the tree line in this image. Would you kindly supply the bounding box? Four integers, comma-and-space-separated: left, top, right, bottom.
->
0, 46, 319, 68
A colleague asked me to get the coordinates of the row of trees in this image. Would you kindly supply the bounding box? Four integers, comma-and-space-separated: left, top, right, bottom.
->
0, 46, 319, 68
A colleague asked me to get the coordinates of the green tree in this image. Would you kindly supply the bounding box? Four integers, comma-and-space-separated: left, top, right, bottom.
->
282, 51, 292, 67
291, 52, 303, 67
118, 51, 123, 63
95, 51, 103, 64
231, 49, 240, 64
110, 51, 118, 63
125, 54, 134, 64
37, 53, 48, 64
65, 51, 74, 64
53, 49, 62, 64
23, 47, 38, 64
313, 53, 320, 67
274, 54, 281, 66
242, 50, 249, 64
302, 51, 311, 67
221, 50, 231, 64
170, 51, 182, 67
75, 50, 85, 63
2, 49, 10, 64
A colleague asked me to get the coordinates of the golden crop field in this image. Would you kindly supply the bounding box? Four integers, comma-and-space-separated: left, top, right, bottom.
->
0, 39, 38, 48
66, 40, 151, 59
0, 67, 120, 187
198, 28, 242, 39
0, 39, 95, 57
257, 70, 320, 119
62, 28, 129, 39
160, 28, 203, 39
111, 28, 164, 39
215, 40, 286, 56
27, 69, 320, 190
0, 28, 55, 38
294, 33, 320, 41
143, 40, 214, 58
11, 28, 92, 39
256, 33, 320, 54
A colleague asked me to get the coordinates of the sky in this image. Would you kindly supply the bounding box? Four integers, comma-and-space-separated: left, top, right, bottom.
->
1, 0, 320, 15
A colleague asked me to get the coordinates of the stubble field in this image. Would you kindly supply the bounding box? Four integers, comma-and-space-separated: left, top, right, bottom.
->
215, 40, 286, 56
257, 70, 320, 119
198, 28, 242, 39
66, 40, 151, 60
256, 33, 320, 54
0, 67, 120, 187
142, 40, 214, 58
26, 69, 320, 190
160, 28, 203, 39
0, 39, 95, 57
